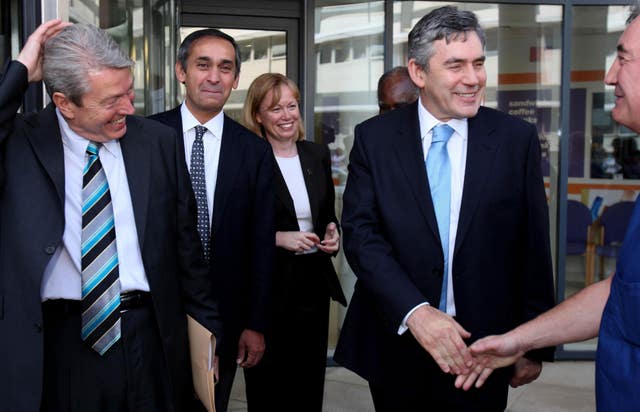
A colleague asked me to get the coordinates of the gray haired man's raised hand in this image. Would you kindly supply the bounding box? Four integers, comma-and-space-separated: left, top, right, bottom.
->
17, 19, 71, 82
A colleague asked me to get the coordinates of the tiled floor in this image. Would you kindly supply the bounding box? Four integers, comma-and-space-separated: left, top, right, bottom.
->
227, 361, 596, 411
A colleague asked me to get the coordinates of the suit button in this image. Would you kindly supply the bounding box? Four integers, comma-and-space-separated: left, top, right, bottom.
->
44, 245, 56, 255
34, 323, 42, 333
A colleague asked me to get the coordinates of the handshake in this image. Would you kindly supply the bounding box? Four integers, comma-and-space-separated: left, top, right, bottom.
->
406, 305, 534, 391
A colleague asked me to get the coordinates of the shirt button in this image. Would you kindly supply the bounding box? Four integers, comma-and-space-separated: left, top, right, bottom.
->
44, 245, 56, 254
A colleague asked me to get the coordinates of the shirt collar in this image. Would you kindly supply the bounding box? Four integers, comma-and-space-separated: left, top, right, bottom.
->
180, 102, 224, 140
56, 108, 119, 159
417, 96, 468, 141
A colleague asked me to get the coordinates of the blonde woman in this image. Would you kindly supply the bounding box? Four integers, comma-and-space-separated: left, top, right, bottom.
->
242, 73, 346, 411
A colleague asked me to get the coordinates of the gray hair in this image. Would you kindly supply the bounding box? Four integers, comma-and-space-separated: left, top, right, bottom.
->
43, 24, 134, 106
408, 6, 485, 71
628, 1, 640, 24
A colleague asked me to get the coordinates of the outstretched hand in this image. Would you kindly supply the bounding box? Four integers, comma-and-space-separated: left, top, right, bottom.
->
406, 305, 473, 375
17, 19, 71, 82
454, 333, 525, 391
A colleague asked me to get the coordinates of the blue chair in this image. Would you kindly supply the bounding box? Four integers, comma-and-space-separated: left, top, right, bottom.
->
595, 201, 636, 280
567, 200, 595, 285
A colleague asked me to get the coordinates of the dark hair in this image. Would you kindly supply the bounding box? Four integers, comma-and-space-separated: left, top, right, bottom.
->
408, 6, 485, 71
177, 28, 241, 77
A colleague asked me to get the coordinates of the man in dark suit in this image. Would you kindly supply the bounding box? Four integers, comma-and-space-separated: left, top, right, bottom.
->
150, 29, 274, 412
333, 6, 555, 411
0, 21, 222, 411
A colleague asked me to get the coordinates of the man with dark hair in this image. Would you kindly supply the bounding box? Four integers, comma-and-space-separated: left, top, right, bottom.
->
377, 66, 419, 114
150, 28, 275, 412
0, 21, 221, 411
334, 6, 554, 411
458, 6, 640, 411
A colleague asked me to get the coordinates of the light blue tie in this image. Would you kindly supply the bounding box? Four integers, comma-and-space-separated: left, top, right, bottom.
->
426, 124, 454, 312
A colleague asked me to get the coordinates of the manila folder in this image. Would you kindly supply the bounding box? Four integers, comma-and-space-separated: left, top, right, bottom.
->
187, 315, 216, 412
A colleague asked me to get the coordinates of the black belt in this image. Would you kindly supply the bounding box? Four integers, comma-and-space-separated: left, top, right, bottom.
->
43, 291, 151, 313
120, 291, 151, 311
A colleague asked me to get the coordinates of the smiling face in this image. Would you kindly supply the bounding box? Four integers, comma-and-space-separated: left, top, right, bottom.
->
605, 18, 640, 133
54, 67, 135, 142
256, 85, 301, 143
176, 36, 239, 123
408, 31, 486, 122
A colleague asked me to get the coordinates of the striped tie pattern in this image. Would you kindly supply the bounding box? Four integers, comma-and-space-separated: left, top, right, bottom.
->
190, 125, 211, 265
81, 142, 121, 355
426, 124, 454, 312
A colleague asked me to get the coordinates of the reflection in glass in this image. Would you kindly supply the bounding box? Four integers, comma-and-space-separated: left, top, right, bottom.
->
69, 0, 177, 115
314, 0, 385, 353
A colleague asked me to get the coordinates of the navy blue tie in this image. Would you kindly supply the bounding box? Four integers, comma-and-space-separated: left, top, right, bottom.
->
426, 124, 454, 312
191, 125, 211, 265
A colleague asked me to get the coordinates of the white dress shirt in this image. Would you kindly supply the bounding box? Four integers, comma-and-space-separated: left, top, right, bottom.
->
41, 109, 150, 300
276, 155, 314, 233
399, 97, 468, 333
180, 103, 223, 224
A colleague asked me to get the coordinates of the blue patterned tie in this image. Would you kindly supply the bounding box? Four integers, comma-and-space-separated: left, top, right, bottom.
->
426, 124, 454, 312
191, 125, 211, 265
81, 142, 121, 355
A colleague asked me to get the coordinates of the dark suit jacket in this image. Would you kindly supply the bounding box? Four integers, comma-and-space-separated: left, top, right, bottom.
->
0, 62, 222, 411
273, 140, 346, 308
334, 102, 555, 388
149, 107, 275, 357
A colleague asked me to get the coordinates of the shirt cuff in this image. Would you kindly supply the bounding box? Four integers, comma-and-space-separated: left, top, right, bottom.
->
397, 302, 430, 335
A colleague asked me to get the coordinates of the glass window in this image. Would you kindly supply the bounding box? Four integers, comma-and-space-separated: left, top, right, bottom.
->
239, 41, 252, 63
352, 38, 367, 60
0, 1, 7, 68
334, 40, 349, 63
314, 0, 384, 352
253, 37, 268, 60
271, 35, 286, 59
318, 43, 332, 64
369, 41, 384, 59
69, 0, 178, 115
564, 5, 635, 353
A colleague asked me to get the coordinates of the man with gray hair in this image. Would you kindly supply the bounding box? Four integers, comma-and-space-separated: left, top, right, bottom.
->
0, 20, 221, 411
458, 6, 640, 411
334, 6, 554, 410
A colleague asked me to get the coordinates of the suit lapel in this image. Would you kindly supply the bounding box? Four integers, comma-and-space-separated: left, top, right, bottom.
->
120, 118, 151, 247
211, 116, 244, 237
392, 103, 440, 238
274, 160, 296, 221
25, 104, 65, 206
454, 107, 498, 258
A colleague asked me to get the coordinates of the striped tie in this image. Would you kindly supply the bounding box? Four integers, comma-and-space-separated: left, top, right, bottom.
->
81, 142, 121, 355
190, 125, 211, 265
